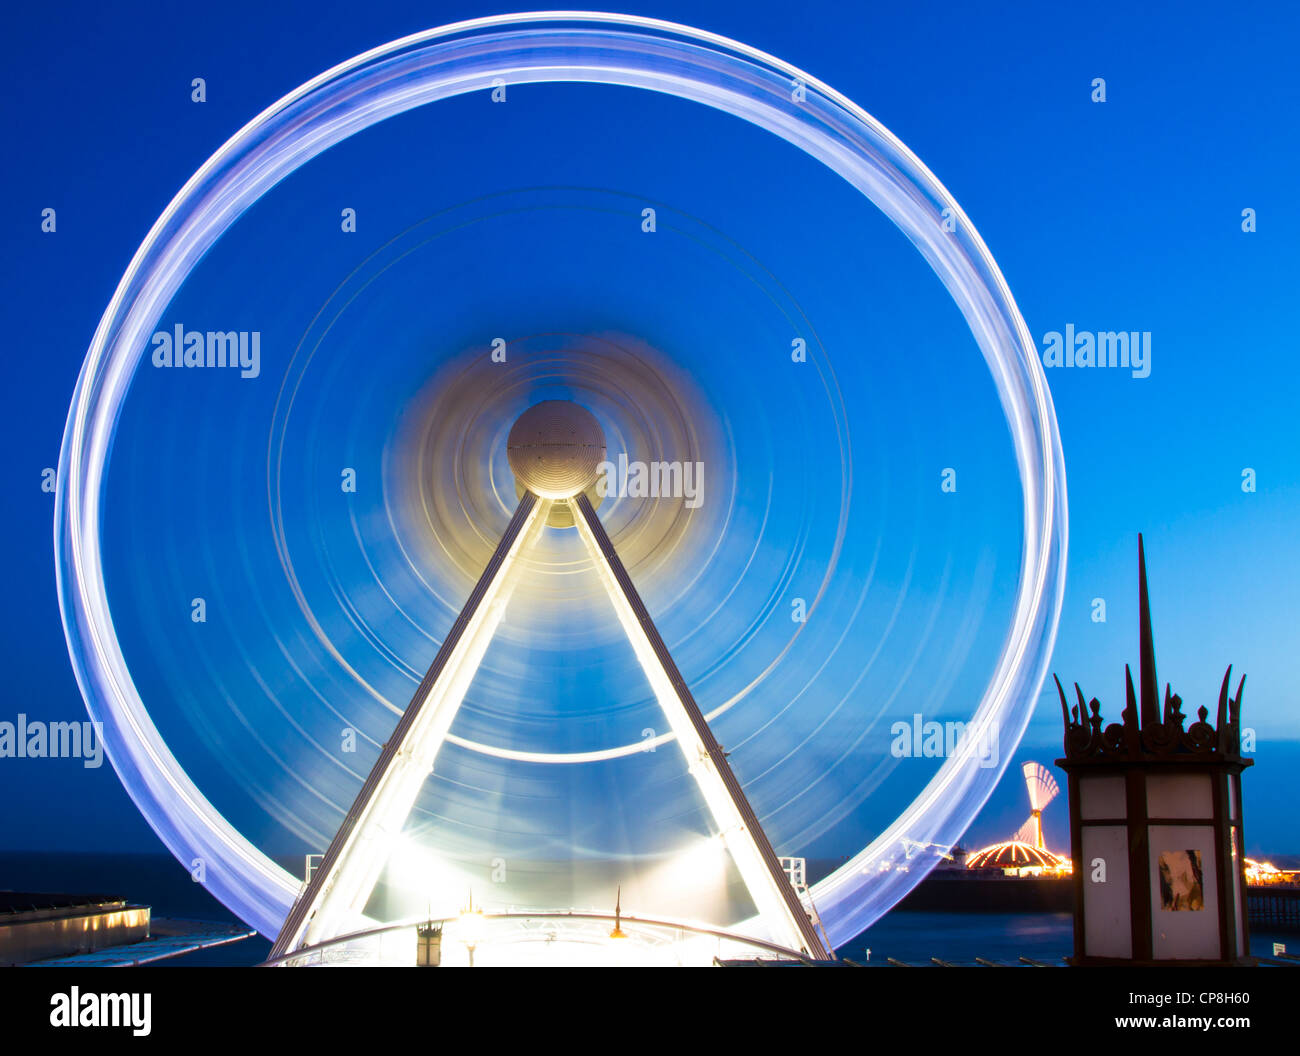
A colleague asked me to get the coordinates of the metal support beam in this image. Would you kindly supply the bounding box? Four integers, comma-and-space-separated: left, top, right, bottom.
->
271, 487, 827, 962
571, 493, 830, 959
270, 493, 549, 960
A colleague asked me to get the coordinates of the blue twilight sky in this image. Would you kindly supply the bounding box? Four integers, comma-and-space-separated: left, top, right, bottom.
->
1, 0, 1297, 879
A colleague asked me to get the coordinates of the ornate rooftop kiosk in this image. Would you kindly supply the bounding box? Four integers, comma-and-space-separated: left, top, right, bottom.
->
1055, 535, 1253, 966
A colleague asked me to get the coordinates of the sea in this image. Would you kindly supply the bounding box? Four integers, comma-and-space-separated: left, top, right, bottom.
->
1, 852, 1292, 966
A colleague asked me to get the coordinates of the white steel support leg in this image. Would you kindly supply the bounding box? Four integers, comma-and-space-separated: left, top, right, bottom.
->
269, 493, 550, 960
571, 494, 829, 959
271, 484, 827, 963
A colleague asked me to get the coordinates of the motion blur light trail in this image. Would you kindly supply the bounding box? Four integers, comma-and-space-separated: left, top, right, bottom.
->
56, 13, 1066, 946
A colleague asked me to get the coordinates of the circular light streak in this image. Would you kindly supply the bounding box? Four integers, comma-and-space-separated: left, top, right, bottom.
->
56, 11, 1067, 943
267, 204, 849, 769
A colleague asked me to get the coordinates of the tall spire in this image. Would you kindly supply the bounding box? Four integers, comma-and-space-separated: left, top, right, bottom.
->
1056, 534, 1251, 767
1137, 533, 1160, 729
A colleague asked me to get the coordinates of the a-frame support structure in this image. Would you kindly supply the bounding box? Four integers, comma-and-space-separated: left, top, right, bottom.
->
270, 489, 829, 962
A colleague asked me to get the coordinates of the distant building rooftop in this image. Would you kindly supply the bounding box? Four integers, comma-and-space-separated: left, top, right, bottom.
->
0, 891, 129, 916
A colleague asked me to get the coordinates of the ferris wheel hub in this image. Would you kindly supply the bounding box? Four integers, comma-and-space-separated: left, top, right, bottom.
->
506, 400, 607, 499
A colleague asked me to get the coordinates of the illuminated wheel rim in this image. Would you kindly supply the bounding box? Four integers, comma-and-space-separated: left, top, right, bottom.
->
55, 11, 1067, 944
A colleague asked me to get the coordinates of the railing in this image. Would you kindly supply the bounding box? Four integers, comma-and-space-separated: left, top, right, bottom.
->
260, 909, 810, 967
1247, 885, 1300, 930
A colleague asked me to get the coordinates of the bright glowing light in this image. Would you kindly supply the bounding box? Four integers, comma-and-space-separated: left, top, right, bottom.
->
273, 911, 806, 967
456, 907, 486, 949
637, 836, 732, 922
966, 840, 1072, 877
386, 837, 480, 921
1244, 858, 1298, 885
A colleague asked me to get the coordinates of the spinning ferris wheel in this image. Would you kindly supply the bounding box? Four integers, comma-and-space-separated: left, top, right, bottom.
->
56, 13, 1067, 966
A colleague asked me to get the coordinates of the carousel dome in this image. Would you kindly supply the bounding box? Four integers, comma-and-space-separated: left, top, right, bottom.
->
966, 840, 1064, 871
